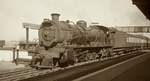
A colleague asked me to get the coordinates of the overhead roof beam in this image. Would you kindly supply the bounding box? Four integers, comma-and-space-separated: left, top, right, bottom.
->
132, 0, 150, 20
22, 22, 40, 30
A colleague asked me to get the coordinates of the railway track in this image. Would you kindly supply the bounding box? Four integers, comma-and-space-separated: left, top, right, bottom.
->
19, 52, 143, 81
0, 51, 143, 81
0, 67, 36, 81
0, 67, 54, 81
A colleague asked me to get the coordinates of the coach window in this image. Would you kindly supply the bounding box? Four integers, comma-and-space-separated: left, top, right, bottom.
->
143, 27, 147, 33
138, 38, 140, 43
132, 37, 134, 43
139, 39, 142, 43
129, 37, 132, 43
148, 28, 150, 33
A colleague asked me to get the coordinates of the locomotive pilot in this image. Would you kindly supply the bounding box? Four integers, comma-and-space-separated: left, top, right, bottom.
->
31, 45, 43, 66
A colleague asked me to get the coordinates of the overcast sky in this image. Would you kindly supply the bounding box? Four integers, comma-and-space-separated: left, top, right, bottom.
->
0, 0, 150, 41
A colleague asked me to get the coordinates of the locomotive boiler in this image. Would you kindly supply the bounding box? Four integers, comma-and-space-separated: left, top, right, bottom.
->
39, 14, 111, 48
32, 13, 113, 68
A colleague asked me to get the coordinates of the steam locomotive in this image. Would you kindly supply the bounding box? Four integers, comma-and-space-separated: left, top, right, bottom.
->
31, 13, 150, 68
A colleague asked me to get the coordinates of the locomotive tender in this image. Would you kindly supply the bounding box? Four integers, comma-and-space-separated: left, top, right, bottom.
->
31, 13, 150, 68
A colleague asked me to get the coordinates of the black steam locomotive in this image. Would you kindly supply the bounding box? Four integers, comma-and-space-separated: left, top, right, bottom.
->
31, 13, 150, 68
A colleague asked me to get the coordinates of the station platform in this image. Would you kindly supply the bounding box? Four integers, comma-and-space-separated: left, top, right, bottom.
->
0, 50, 30, 71
111, 53, 150, 81
73, 50, 150, 81
0, 61, 25, 71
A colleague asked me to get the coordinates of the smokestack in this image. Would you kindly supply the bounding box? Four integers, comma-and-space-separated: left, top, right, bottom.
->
51, 13, 60, 21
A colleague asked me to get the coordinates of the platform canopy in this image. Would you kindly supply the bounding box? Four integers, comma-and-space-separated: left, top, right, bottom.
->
132, 0, 150, 20
116, 26, 150, 33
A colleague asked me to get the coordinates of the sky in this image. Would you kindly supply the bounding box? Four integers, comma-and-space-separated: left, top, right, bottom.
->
0, 0, 150, 41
